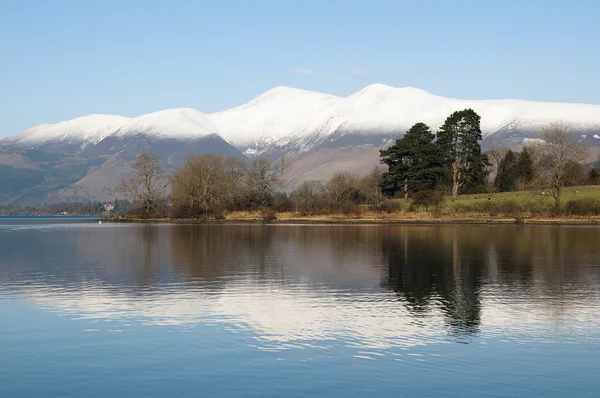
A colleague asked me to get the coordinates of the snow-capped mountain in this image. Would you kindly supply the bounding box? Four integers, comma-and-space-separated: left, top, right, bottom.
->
4, 84, 600, 155
2, 84, 600, 205
4, 108, 224, 151
112, 108, 219, 140
3, 114, 131, 148
0, 108, 243, 205
210, 86, 341, 154
210, 84, 600, 156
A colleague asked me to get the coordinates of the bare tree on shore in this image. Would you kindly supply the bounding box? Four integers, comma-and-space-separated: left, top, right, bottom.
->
325, 171, 360, 208
119, 153, 168, 214
292, 181, 325, 214
246, 157, 285, 208
537, 121, 587, 209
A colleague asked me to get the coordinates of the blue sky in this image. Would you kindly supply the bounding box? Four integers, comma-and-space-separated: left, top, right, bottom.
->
1, 0, 599, 136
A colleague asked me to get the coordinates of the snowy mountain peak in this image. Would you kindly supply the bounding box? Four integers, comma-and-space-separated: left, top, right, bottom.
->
249, 86, 340, 105
348, 84, 437, 101
5, 114, 131, 145
357, 83, 395, 92
4, 84, 600, 156
212, 87, 341, 147
112, 108, 219, 140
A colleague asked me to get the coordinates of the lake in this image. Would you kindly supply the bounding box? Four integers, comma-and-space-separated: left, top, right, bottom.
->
1, 219, 599, 397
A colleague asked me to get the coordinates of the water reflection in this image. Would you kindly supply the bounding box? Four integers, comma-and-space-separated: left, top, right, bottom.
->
1, 223, 600, 350
381, 227, 484, 336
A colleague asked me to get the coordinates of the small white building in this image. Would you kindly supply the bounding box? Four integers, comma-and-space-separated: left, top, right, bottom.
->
104, 203, 115, 211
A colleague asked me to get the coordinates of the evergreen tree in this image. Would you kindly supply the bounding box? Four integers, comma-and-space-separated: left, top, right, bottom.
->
380, 122, 445, 198
514, 146, 534, 184
495, 150, 518, 192
589, 168, 599, 184
436, 109, 488, 198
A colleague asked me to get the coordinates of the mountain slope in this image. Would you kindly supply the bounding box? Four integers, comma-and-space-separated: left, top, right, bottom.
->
0, 109, 244, 205
3, 114, 132, 153
112, 108, 220, 140
2, 84, 600, 205
210, 84, 600, 155
211, 86, 342, 155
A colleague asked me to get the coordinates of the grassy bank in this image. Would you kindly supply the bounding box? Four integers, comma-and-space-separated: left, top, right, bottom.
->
109, 210, 600, 225
107, 185, 600, 225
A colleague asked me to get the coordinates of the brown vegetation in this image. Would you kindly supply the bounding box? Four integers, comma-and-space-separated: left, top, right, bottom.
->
113, 121, 599, 224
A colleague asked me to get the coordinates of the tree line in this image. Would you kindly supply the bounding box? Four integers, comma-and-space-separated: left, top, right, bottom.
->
379, 109, 489, 200
486, 122, 594, 208
118, 109, 596, 218
379, 110, 594, 209
119, 150, 387, 218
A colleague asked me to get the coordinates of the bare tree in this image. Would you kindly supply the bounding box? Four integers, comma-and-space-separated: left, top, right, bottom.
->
359, 167, 384, 205
325, 171, 360, 208
277, 152, 293, 177
222, 156, 248, 210
119, 153, 168, 214
292, 181, 325, 214
171, 155, 228, 218
485, 147, 510, 183
537, 121, 588, 209
246, 157, 285, 208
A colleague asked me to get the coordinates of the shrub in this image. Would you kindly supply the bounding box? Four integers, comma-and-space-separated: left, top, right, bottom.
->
260, 207, 277, 222
497, 200, 519, 217
563, 198, 600, 216
339, 203, 363, 217
409, 190, 445, 215
370, 200, 400, 213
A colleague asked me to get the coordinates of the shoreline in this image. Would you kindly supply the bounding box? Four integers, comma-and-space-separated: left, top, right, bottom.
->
106, 212, 600, 226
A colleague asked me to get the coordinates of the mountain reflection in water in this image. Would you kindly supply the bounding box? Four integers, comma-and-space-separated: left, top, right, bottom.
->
1, 224, 599, 352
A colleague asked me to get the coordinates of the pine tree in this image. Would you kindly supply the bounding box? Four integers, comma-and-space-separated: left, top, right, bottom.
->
380, 122, 445, 198
589, 168, 599, 185
495, 150, 518, 192
514, 146, 534, 184
436, 109, 489, 198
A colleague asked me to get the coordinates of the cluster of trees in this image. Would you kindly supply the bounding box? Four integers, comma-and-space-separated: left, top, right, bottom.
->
291, 168, 383, 215
492, 147, 534, 192
380, 109, 489, 199
118, 113, 595, 217
487, 122, 591, 208
170, 154, 292, 218
378, 111, 593, 210
119, 150, 386, 218
119, 153, 293, 218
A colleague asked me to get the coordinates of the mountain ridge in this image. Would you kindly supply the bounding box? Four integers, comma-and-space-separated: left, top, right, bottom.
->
4, 84, 600, 152
2, 84, 600, 206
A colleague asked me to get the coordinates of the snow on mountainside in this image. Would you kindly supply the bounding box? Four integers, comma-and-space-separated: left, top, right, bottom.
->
112, 108, 219, 140
2, 85, 600, 205
4, 114, 131, 146
210, 84, 600, 155
210, 86, 341, 152
3, 84, 600, 154
2, 108, 224, 152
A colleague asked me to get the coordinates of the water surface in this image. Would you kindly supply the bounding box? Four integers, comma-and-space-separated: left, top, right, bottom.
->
1, 220, 599, 397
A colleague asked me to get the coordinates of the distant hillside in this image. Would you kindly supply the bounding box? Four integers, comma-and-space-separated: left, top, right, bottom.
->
1, 85, 600, 206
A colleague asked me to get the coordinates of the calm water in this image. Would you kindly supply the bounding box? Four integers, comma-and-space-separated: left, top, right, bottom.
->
1, 219, 599, 397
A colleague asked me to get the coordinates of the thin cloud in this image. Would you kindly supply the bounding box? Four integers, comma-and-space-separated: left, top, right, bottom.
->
350, 67, 368, 76
293, 68, 314, 76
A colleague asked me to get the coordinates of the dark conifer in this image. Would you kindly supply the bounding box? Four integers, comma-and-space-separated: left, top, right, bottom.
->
495, 150, 518, 192
515, 146, 534, 184
436, 109, 489, 197
380, 122, 445, 198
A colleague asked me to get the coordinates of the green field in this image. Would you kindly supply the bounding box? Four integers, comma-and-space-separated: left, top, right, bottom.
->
388, 185, 600, 215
